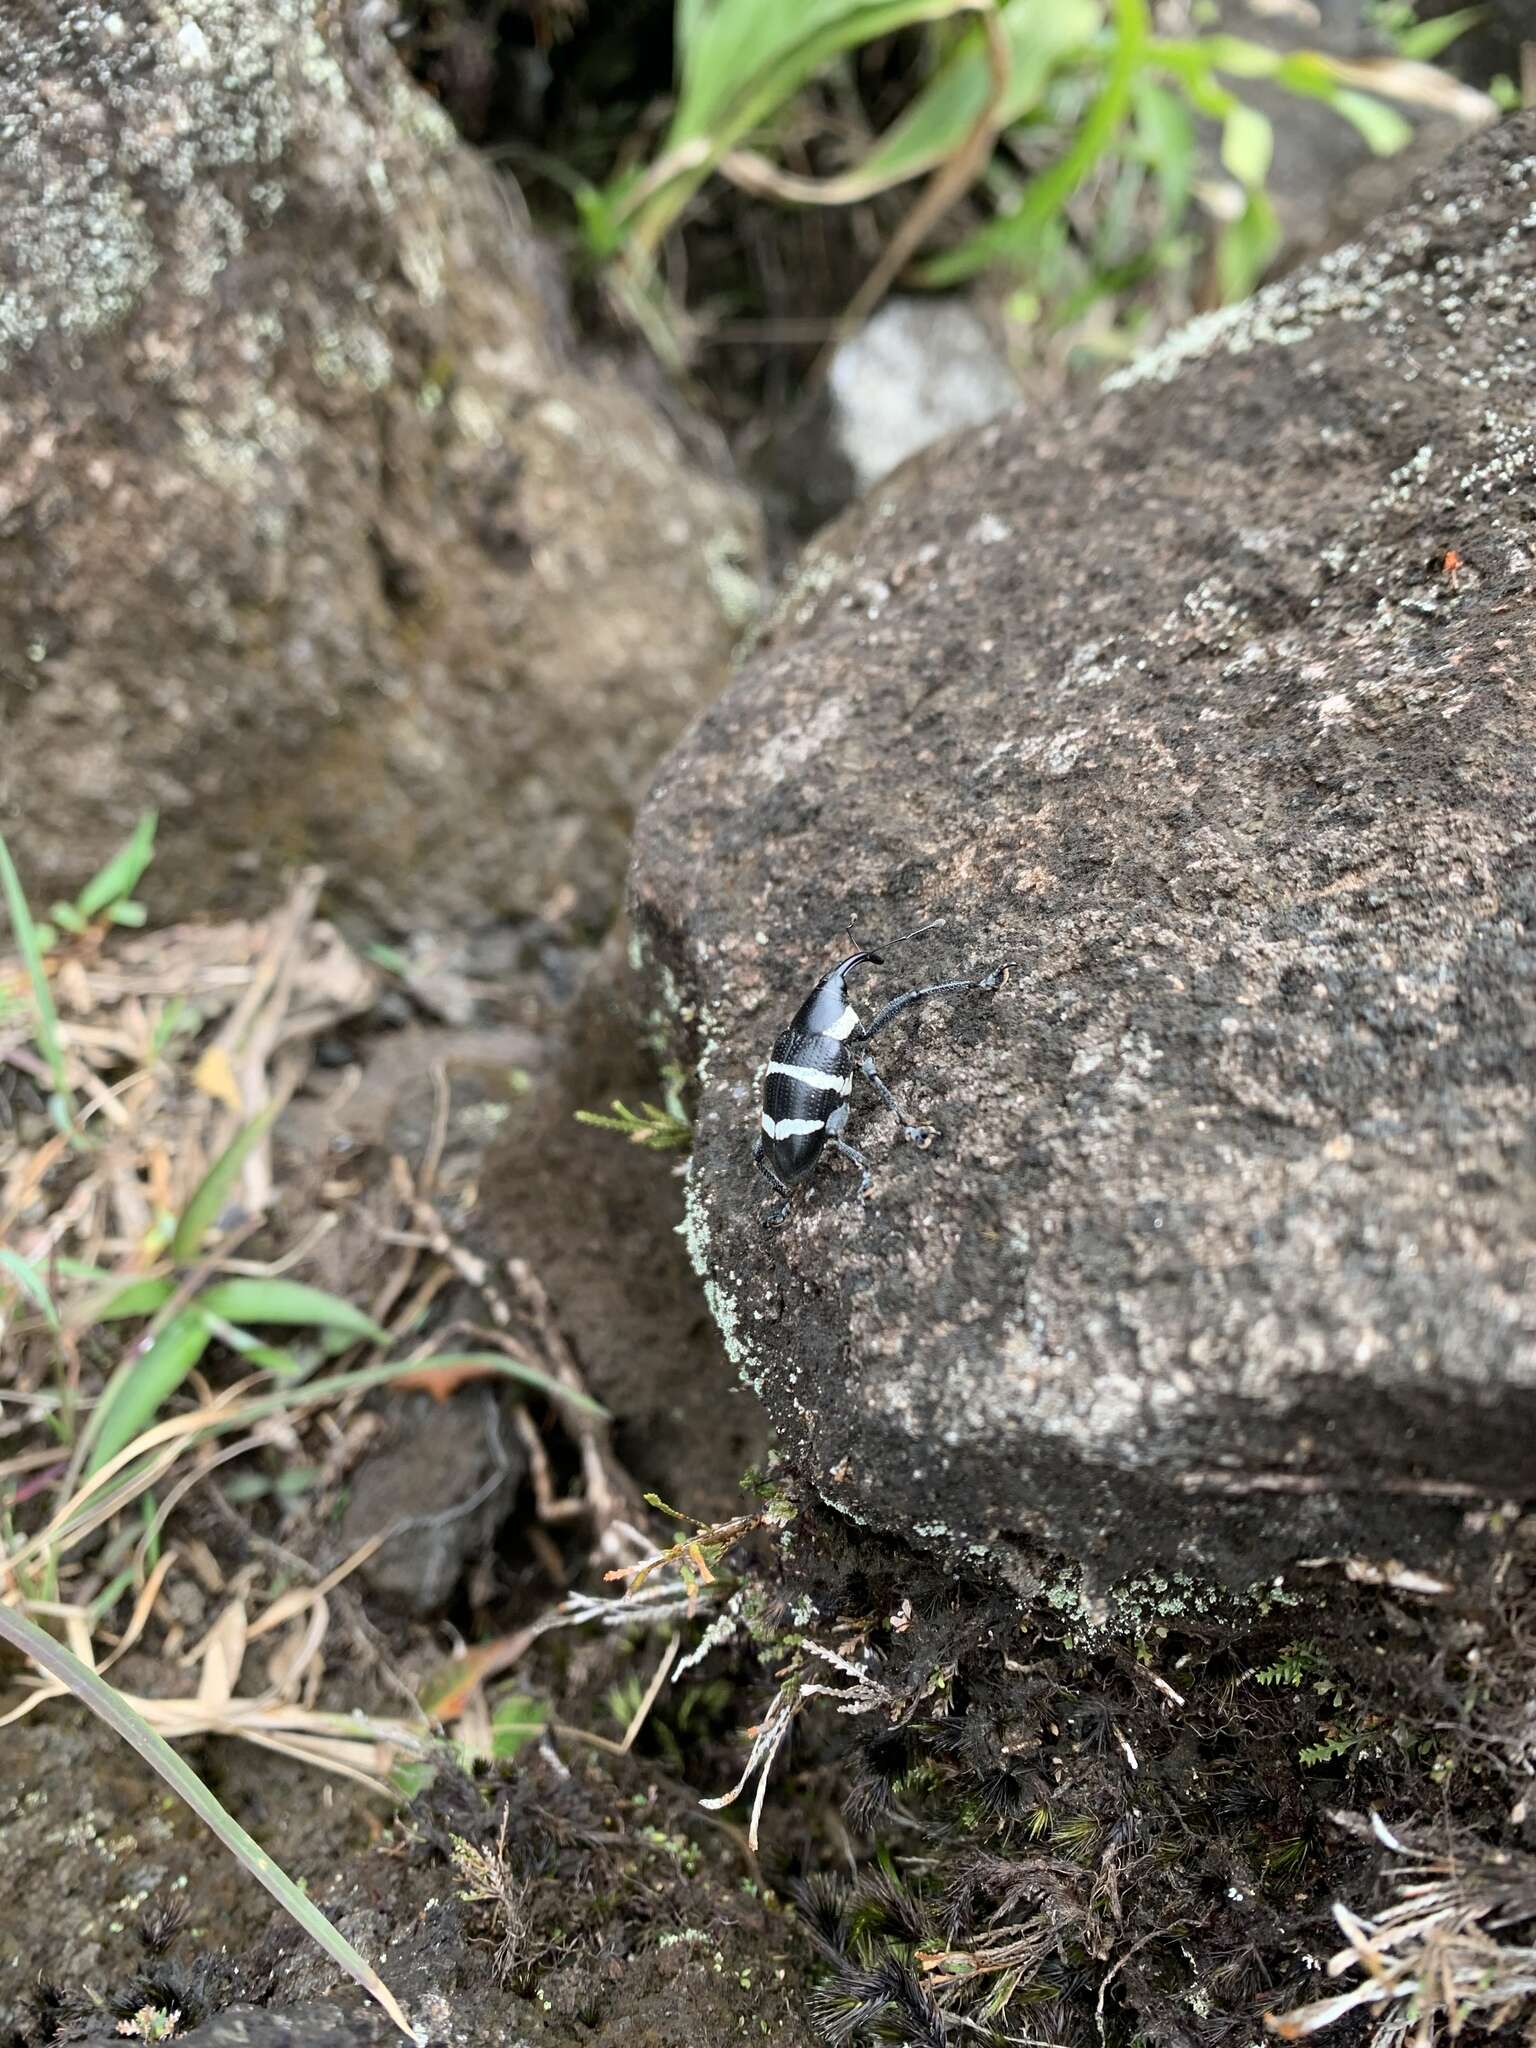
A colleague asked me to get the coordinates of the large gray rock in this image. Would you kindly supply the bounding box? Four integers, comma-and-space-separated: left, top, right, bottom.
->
632, 116, 1536, 1587
0, 2, 758, 932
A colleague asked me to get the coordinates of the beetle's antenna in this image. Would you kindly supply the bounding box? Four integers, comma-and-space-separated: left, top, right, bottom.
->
890, 916, 944, 947
842, 914, 941, 958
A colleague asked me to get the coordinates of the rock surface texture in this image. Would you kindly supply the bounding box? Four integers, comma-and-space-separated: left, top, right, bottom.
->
633, 117, 1536, 1585
0, 2, 758, 930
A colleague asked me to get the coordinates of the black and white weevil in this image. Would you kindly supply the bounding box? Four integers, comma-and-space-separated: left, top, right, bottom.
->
752, 920, 1006, 1226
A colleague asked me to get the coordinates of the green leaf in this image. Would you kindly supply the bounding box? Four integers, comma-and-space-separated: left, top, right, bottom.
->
363, 941, 412, 978
676, 0, 715, 58
1396, 6, 1483, 62
0, 1248, 61, 1331
83, 1309, 214, 1476
149, 996, 200, 1059
388, 1759, 437, 1801
670, 0, 962, 144
614, 0, 986, 260
195, 1279, 388, 1346
1191, 31, 1282, 80
171, 1106, 277, 1266
74, 811, 158, 921
489, 1691, 548, 1761
1132, 76, 1195, 225
84, 1276, 177, 1324
922, 0, 1150, 286
200, 1317, 303, 1377
1330, 88, 1412, 157
1221, 101, 1273, 187
1215, 185, 1280, 300
0, 1602, 418, 2039
0, 831, 74, 1126
848, 0, 1101, 200
1270, 49, 1347, 101
574, 1096, 692, 1151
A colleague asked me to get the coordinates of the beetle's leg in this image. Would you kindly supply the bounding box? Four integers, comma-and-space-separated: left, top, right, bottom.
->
753, 1137, 792, 1228
855, 964, 1008, 1046
858, 1050, 939, 1148
828, 1134, 872, 1203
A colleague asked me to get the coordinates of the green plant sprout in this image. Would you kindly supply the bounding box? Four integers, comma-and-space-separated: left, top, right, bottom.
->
577, 0, 1476, 319
575, 1062, 692, 1150
39, 808, 158, 945
1, 830, 76, 1136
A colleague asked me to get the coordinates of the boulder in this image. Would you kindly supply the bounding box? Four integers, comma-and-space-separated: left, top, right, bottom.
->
632, 116, 1536, 1586
0, 2, 758, 932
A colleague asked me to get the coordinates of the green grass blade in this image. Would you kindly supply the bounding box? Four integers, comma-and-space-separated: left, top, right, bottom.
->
171, 1106, 277, 1265
0, 1248, 62, 1332
0, 1602, 420, 2041
200, 1318, 303, 1376
195, 1278, 389, 1345
73, 810, 158, 921
82, 1276, 177, 1324
1395, 5, 1483, 61
83, 1309, 213, 1476
23, 1356, 613, 1581
396, 1353, 608, 1415
0, 831, 74, 1129
850, 0, 1099, 199
921, 0, 1149, 284
1330, 87, 1412, 156
221, 1354, 608, 1425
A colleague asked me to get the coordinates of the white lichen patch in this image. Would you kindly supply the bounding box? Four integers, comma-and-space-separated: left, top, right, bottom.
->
0, 1, 441, 371
180, 390, 312, 503
760, 546, 848, 640
1106, 154, 1536, 395
312, 317, 394, 392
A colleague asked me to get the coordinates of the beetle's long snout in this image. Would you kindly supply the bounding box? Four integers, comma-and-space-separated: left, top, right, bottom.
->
835, 947, 882, 977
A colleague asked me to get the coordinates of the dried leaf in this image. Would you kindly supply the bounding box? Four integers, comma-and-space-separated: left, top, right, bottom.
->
195, 1601, 249, 1710
193, 1043, 244, 1113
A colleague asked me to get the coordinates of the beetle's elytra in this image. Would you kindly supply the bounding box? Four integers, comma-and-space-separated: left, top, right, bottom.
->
752, 925, 1006, 1226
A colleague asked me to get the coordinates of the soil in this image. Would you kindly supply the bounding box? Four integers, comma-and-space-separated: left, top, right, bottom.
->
474, 933, 771, 1523
10, 1464, 1536, 2047
0, 935, 804, 2047
1, 1716, 818, 2047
